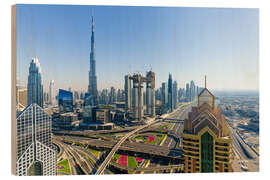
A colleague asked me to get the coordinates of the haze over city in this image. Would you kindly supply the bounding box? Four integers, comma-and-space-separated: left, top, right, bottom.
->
16, 5, 259, 92
13, 4, 259, 176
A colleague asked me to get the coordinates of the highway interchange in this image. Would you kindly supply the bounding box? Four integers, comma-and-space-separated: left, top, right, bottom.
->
53, 101, 259, 174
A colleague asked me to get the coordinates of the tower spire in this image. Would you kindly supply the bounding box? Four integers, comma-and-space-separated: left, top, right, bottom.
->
91, 10, 94, 32
205, 75, 207, 88
88, 9, 98, 106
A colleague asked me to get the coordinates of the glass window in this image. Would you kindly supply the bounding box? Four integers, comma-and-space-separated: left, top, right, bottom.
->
201, 132, 213, 172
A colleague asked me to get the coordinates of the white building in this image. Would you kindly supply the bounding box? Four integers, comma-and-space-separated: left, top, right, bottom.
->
49, 80, 54, 105
15, 104, 57, 176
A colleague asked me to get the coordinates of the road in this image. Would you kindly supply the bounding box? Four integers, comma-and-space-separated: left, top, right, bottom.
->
230, 126, 259, 172
95, 103, 193, 174
95, 117, 158, 174
161, 103, 194, 148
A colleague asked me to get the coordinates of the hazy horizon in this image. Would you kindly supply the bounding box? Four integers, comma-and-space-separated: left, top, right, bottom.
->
16, 5, 259, 94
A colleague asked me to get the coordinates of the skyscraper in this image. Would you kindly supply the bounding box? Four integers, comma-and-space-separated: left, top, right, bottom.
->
190, 80, 195, 101
27, 58, 43, 108
49, 80, 54, 105
161, 82, 168, 113
58, 89, 73, 113
168, 74, 173, 112
183, 78, 232, 173
124, 75, 132, 112
100, 89, 109, 105
109, 87, 116, 104
172, 80, 178, 109
88, 14, 98, 106
15, 104, 57, 175
145, 71, 155, 117
186, 83, 190, 102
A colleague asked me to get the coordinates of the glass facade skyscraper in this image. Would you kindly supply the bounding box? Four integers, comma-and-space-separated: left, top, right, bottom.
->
88, 15, 98, 105
27, 58, 43, 107
161, 82, 168, 113
58, 89, 73, 113
15, 104, 56, 176
172, 80, 178, 109
168, 74, 173, 112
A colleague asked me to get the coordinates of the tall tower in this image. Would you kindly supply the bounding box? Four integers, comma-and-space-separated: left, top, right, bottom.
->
49, 80, 54, 105
168, 73, 173, 112
145, 71, 155, 117
124, 75, 132, 112
27, 58, 43, 108
186, 83, 190, 102
161, 82, 168, 113
190, 80, 195, 101
172, 80, 178, 109
88, 14, 98, 106
182, 77, 232, 173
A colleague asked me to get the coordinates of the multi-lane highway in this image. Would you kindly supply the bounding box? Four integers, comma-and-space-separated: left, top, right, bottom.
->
95, 117, 159, 174
230, 126, 259, 172
54, 101, 195, 174
161, 103, 194, 148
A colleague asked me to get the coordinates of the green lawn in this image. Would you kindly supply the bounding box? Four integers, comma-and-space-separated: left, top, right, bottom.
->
159, 123, 172, 130
87, 148, 100, 158
134, 136, 143, 141
113, 154, 121, 162
128, 156, 138, 168
98, 104, 114, 109
149, 138, 158, 145
158, 134, 166, 142
74, 142, 84, 148
57, 159, 71, 174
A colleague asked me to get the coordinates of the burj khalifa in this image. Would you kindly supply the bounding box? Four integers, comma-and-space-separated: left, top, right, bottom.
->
88, 14, 98, 105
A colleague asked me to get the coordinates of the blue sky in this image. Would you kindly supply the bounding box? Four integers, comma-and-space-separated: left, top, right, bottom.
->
16, 4, 259, 93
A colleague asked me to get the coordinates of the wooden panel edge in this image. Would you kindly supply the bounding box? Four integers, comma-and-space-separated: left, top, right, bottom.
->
11, 4, 17, 176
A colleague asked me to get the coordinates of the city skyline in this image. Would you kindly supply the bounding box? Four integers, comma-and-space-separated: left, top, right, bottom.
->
12, 4, 260, 175
16, 5, 259, 93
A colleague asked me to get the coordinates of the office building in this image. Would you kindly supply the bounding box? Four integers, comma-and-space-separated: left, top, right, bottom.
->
100, 89, 109, 105
15, 104, 56, 175
128, 71, 155, 120
84, 92, 94, 106
27, 58, 43, 107
145, 71, 155, 117
58, 89, 73, 113
183, 78, 232, 173
49, 80, 54, 105
155, 88, 161, 101
17, 88, 27, 111
186, 83, 190, 102
88, 14, 98, 105
58, 112, 79, 130
124, 75, 132, 112
161, 82, 168, 113
168, 74, 173, 112
172, 80, 178, 109
93, 108, 111, 124
131, 76, 141, 120
190, 80, 195, 101
109, 87, 116, 104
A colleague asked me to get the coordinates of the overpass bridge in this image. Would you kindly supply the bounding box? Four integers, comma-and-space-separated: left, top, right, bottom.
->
55, 135, 184, 160
109, 161, 184, 174
55, 103, 191, 175
162, 118, 184, 123
95, 118, 161, 174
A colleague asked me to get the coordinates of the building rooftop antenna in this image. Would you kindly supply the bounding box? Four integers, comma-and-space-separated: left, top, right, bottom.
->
205, 75, 207, 88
